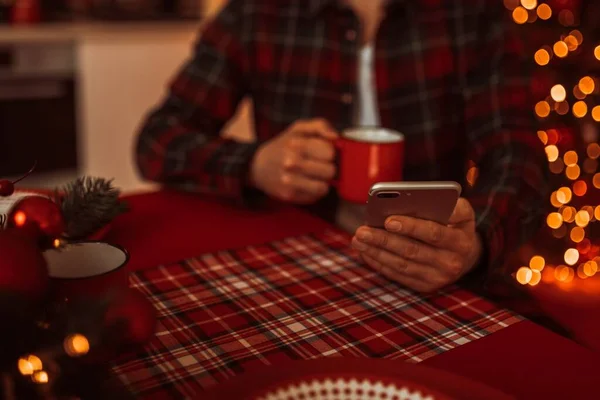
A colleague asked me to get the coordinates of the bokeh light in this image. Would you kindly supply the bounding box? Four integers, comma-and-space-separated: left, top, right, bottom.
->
579, 76, 595, 94
587, 143, 600, 159
18, 359, 34, 376
564, 35, 578, 51
547, 129, 559, 144
577, 238, 592, 255
555, 265, 573, 281
584, 261, 599, 277
595, 45, 600, 61
570, 226, 585, 243
558, 10, 575, 26
557, 187, 573, 204
574, 85, 586, 99
594, 173, 600, 189
563, 150, 578, 166
513, 6, 529, 24
562, 206, 576, 222
521, 0, 537, 10
466, 166, 479, 187
529, 255, 545, 271
573, 101, 588, 117
549, 158, 565, 174
550, 191, 562, 208
537, 3, 552, 19
573, 180, 587, 196
564, 248, 579, 266
575, 210, 590, 227
570, 30, 584, 44
535, 49, 550, 65
555, 101, 569, 115
551, 84, 567, 102
545, 145, 559, 161
64, 334, 90, 357
26, 355, 41, 371
565, 164, 580, 180
529, 269, 542, 286
547, 212, 563, 229
577, 264, 588, 279
583, 205, 595, 220
536, 101, 551, 117
516, 266, 533, 284
553, 41, 569, 57
32, 371, 48, 384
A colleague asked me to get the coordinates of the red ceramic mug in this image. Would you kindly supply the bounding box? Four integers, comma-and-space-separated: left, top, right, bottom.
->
333, 127, 405, 204
44, 242, 129, 301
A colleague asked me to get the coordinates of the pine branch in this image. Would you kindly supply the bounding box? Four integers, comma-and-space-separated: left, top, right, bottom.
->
54, 177, 128, 240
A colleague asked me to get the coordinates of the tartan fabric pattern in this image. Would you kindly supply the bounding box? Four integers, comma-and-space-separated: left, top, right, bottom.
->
134, 0, 549, 295
112, 229, 523, 399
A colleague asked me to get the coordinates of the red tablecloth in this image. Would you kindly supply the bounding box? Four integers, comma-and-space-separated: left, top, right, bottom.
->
106, 190, 600, 399
113, 229, 523, 398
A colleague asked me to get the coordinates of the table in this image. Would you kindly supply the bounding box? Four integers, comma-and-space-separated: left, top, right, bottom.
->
105, 190, 600, 399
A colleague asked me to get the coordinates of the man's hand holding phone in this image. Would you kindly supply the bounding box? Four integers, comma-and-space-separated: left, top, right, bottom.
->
351, 198, 483, 293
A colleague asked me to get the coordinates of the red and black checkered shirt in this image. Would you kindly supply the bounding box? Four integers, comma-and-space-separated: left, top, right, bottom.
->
135, 0, 549, 296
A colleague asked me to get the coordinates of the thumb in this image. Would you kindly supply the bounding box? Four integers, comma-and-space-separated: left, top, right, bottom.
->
448, 198, 476, 227
293, 118, 339, 140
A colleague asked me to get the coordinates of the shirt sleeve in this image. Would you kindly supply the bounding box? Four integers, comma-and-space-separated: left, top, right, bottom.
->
458, 1, 550, 295
135, 0, 261, 205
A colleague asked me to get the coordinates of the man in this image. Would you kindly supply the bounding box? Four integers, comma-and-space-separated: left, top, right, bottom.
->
135, 0, 548, 296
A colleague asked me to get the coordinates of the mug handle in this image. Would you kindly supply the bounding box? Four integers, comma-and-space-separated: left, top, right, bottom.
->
331, 138, 343, 187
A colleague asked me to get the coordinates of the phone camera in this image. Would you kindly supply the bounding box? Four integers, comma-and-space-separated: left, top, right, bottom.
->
376, 192, 400, 199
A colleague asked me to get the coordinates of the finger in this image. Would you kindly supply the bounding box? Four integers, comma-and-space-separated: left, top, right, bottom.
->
291, 118, 338, 140
352, 236, 408, 273
352, 237, 434, 281
353, 226, 456, 267
287, 137, 335, 162
448, 198, 476, 226
284, 156, 336, 180
361, 254, 434, 293
384, 216, 459, 249
281, 172, 328, 197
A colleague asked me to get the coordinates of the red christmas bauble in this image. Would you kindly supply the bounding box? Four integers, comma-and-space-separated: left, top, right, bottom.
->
6, 196, 65, 249
0, 180, 15, 197
0, 229, 49, 301
105, 289, 157, 347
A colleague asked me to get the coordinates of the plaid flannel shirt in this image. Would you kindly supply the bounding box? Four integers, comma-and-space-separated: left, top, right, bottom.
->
135, 0, 549, 297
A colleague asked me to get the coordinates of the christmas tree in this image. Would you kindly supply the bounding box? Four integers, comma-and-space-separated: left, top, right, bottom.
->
502, 0, 600, 286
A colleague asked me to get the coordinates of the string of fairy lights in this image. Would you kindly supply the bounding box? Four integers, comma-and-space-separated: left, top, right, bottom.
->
503, 0, 600, 287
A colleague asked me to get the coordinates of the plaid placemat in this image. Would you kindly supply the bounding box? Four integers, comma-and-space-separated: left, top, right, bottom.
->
112, 229, 523, 399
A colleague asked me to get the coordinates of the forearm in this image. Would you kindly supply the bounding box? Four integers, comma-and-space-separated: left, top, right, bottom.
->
135, 102, 261, 203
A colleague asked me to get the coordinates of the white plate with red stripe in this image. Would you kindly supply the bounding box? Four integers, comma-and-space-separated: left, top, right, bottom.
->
202, 358, 513, 400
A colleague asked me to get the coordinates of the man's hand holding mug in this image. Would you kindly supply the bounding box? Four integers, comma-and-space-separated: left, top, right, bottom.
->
249, 118, 406, 205
249, 118, 338, 204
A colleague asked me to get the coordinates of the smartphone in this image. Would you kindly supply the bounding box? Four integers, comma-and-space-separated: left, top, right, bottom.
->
365, 181, 462, 228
